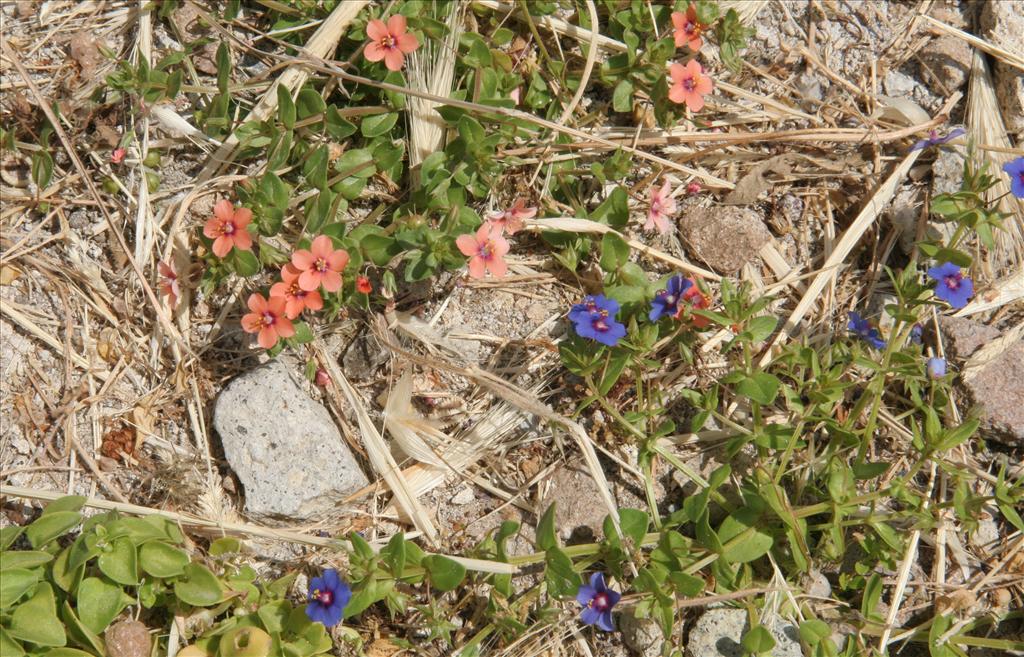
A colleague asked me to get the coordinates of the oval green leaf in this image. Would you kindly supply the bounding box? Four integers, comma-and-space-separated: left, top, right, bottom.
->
139, 542, 189, 578
173, 563, 223, 607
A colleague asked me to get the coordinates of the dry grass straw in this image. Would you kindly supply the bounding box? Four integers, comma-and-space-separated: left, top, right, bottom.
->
966, 49, 1024, 276
406, 2, 462, 174
918, 13, 1024, 73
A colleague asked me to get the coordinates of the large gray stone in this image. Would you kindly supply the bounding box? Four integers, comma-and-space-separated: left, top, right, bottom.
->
213, 360, 368, 521
981, 1, 1024, 134
680, 206, 772, 274
686, 609, 801, 657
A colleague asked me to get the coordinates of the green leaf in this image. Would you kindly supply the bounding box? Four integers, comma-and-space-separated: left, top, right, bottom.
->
536, 503, 558, 552
618, 509, 649, 545
258, 600, 291, 634
0, 568, 39, 609
296, 88, 326, 120
216, 42, 231, 94
736, 371, 780, 405
612, 79, 634, 113
360, 112, 398, 138
32, 150, 53, 189
291, 321, 315, 345
97, 538, 138, 585
1, 526, 24, 550
718, 508, 773, 563
590, 187, 629, 228
0, 550, 53, 570
383, 533, 406, 578
799, 619, 832, 645
0, 628, 24, 657
746, 315, 778, 342
77, 577, 128, 635
60, 601, 105, 656
174, 563, 223, 607
139, 542, 189, 578
51, 545, 83, 594
26, 511, 81, 548
231, 248, 261, 277
421, 555, 466, 592
303, 145, 329, 191
8, 582, 65, 647
325, 106, 357, 139
861, 573, 883, 620
599, 232, 630, 272
42, 496, 86, 515
741, 625, 776, 654
543, 547, 581, 598
277, 85, 296, 130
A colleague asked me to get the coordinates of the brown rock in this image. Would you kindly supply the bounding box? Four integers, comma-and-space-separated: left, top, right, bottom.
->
680, 206, 772, 273
105, 619, 151, 657
919, 35, 972, 92
963, 338, 1024, 446
542, 463, 609, 542
981, 2, 1024, 134
938, 316, 1000, 359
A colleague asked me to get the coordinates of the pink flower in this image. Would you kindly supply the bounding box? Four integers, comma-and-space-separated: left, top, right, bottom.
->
671, 5, 706, 52
111, 148, 127, 165
364, 15, 419, 72
486, 198, 537, 235
645, 181, 677, 234
203, 200, 254, 258
241, 293, 295, 349
291, 235, 350, 293
668, 60, 713, 112
315, 368, 331, 387
455, 224, 510, 279
686, 181, 702, 196
158, 261, 180, 308
510, 87, 522, 105
270, 264, 324, 319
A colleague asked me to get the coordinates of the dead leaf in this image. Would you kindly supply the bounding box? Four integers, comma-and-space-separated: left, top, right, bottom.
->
366, 638, 403, 657
722, 154, 795, 205
132, 394, 158, 451
934, 588, 976, 615
68, 31, 105, 77
872, 95, 930, 127
0, 264, 22, 285
96, 327, 119, 363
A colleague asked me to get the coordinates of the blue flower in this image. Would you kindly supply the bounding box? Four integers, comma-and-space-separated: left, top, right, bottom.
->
649, 274, 692, 321
926, 262, 973, 309
570, 295, 627, 347
927, 357, 947, 379
909, 323, 923, 345
847, 312, 886, 349
576, 572, 620, 632
1003, 157, 1024, 198
306, 569, 350, 627
909, 127, 965, 152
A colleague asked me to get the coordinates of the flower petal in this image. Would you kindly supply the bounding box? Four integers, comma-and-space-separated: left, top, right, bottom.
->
580, 606, 602, 626
231, 229, 253, 251
311, 235, 333, 259
203, 218, 221, 239
327, 249, 349, 271
596, 610, 615, 632
320, 269, 342, 293
232, 207, 253, 228
292, 249, 315, 270
589, 572, 606, 591
467, 256, 486, 279
685, 92, 705, 112
248, 293, 267, 313
386, 14, 407, 36
364, 42, 386, 62
669, 62, 687, 84
214, 199, 234, 221
668, 84, 687, 104
275, 317, 295, 339
456, 234, 479, 256
366, 19, 388, 41
304, 291, 323, 311
576, 585, 597, 606
384, 48, 404, 71
270, 281, 290, 299
397, 32, 418, 53
258, 327, 278, 349
298, 270, 321, 292
487, 256, 507, 278
212, 235, 232, 257
671, 12, 685, 29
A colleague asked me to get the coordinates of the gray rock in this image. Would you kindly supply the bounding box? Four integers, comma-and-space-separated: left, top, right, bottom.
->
937, 317, 1000, 360
963, 337, 1024, 445
342, 332, 389, 380
621, 611, 664, 657
686, 609, 801, 657
981, 1, 1024, 134
680, 206, 772, 274
213, 360, 368, 521
932, 148, 964, 197
883, 70, 918, 98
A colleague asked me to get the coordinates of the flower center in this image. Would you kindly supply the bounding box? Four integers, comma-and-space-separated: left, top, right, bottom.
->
944, 274, 961, 290
591, 591, 610, 611
315, 257, 328, 273
381, 35, 396, 49
314, 588, 334, 606
479, 242, 493, 259
262, 312, 275, 327
592, 310, 610, 332
223, 221, 235, 235
683, 77, 696, 91
685, 21, 698, 35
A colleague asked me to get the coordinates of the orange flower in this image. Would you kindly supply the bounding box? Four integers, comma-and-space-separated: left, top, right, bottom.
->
355, 276, 372, 294
270, 264, 324, 319
241, 293, 295, 349
668, 60, 713, 112
203, 200, 253, 258
671, 5, 706, 52
158, 261, 180, 308
486, 198, 537, 235
364, 15, 419, 71
291, 235, 350, 293
681, 282, 711, 328
455, 224, 510, 279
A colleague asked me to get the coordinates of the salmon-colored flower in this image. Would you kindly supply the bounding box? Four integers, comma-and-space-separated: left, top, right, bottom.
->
486, 198, 537, 235
111, 148, 127, 165
364, 15, 419, 72
671, 5, 706, 52
682, 282, 711, 328
645, 181, 677, 234
355, 276, 372, 294
455, 224, 510, 279
291, 235, 349, 293
158, 261, 180, 308
241, 293, 295, 349
203, 200, 254, 258
270, 264, 324, 319
668, 60, 713, 112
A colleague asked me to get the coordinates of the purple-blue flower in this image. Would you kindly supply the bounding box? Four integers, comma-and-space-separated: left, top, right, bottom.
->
909, 127, 965, 152
570, 294, 626, 347
847, 312, 885, 349
909, 323, 923, 345
926, 262, 973, 309
649, 274, 692, 321
576, 572, 620, 632
1003, 156, 1024, 198
306, 569, 350, 627
927, 357, 947, 379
